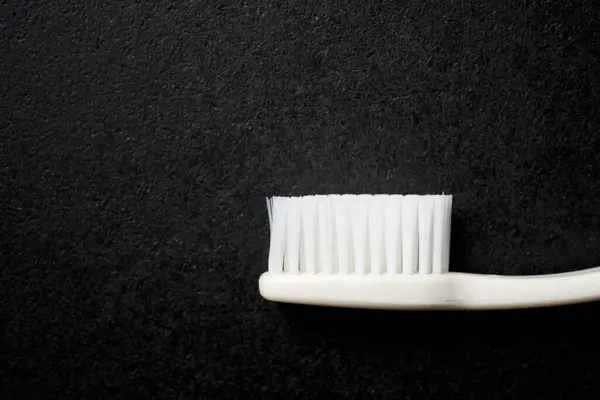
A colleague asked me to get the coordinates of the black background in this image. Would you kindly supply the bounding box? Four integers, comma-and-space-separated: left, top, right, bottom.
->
2, 0, 600, 399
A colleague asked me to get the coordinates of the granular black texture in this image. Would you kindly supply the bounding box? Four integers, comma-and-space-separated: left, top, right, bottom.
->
1, 0, 600, 399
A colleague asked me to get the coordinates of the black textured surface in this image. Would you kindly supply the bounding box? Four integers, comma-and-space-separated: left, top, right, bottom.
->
2, 0, 600, 399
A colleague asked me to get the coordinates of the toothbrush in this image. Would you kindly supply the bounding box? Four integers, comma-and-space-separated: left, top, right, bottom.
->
259, 194, 600, 310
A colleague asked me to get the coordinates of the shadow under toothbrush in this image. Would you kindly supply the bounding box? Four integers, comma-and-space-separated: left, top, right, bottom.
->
278, 300, 600, 346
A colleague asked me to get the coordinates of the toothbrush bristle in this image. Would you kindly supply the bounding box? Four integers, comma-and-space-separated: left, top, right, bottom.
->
267, 194, 452, 275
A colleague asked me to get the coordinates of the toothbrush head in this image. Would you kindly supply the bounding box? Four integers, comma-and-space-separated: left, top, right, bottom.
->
266, 194, 452, 276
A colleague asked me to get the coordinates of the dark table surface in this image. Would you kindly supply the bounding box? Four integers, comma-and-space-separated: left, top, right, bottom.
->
2, 0, 600, 399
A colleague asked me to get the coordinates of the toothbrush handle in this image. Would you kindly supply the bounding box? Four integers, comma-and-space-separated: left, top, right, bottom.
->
447, 269, 600, 309
259, 268, 600, 310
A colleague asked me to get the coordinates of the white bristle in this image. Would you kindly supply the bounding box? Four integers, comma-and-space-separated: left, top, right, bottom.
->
368, 195, 385, 275
268, 197, 287, 273
300, 196, 318, 274
266, 198, 272, 230
317, 197, 333, 274
350, 195, 369, 274
443, 196, 452, 272
284, 197, 300, 273
383, 195, 402, 274
432, 196, 445, 274
401, 195, 419, 274
334, 196, 351, 274
267, 194, 452, 275
418, 196, 434, 275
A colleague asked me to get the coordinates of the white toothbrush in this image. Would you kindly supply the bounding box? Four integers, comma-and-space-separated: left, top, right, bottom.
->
259, 194, 600, 310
